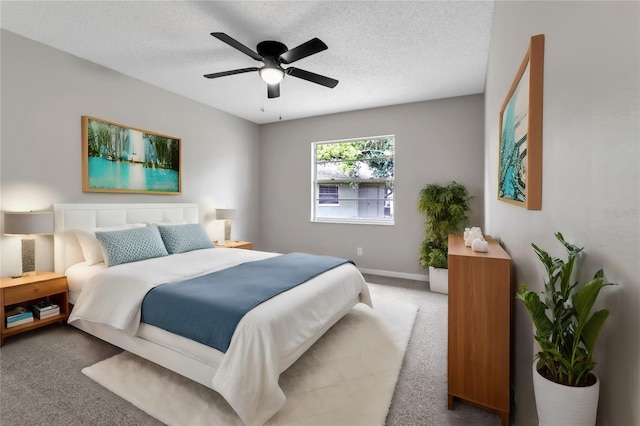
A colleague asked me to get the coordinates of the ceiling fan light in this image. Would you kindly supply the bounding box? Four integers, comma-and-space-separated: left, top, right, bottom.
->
260, 67, 284, 85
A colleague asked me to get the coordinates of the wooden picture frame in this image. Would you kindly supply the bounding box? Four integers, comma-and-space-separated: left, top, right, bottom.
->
498, 34, 544, 210
82, 116, 181, 194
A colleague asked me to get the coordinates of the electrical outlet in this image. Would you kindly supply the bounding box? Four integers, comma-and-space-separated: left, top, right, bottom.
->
357, 247, 363, 256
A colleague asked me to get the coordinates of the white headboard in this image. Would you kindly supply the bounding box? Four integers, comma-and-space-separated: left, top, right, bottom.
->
53, 203, 199, 273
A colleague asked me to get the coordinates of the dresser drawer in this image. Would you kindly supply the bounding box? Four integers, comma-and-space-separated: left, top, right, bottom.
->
4, 278, 67, 305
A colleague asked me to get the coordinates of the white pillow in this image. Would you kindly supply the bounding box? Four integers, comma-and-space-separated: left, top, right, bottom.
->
74, 223, 146, 265
147, 220, 188, 226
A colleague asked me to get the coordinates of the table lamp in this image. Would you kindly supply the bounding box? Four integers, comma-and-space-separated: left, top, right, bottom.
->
215, 208, 236, 243
3, 211, 54, 276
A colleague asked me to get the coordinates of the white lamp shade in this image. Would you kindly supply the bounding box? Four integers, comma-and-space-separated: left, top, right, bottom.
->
3, 211, 54, 236
215, 208, 236, 220
259, 67, 284, 85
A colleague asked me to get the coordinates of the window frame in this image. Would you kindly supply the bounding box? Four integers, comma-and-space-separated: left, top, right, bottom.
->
311, 135, 395, 226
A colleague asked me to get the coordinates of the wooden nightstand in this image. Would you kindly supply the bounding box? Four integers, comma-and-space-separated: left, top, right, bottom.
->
214, 240, 253, 250
0, 272, 69, 346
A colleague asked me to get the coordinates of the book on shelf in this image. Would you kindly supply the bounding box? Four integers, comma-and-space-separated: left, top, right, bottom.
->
31, 301, 58, 313
35, 307, 60, 319
6, 311, 33, 322
6, 306, 29, 317
6, 315, 34, 328
5, 306, 34, 323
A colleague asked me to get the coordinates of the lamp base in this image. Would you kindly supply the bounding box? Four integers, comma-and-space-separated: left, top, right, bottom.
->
21, 238, 36, 276
224, 220, 232, 241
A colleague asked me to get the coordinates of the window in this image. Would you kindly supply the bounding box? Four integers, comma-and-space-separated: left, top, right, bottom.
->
312, 135, 395, 225
318, 184, 339, 205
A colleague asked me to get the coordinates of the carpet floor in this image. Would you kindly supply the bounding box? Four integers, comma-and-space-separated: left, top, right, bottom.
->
0, 275, 501, 425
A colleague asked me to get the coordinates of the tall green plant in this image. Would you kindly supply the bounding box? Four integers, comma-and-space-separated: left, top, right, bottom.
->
417, 181, 473, 269
516, 232, 617, 386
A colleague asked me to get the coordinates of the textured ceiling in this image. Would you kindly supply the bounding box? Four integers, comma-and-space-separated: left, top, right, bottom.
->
1, 1, 494, 124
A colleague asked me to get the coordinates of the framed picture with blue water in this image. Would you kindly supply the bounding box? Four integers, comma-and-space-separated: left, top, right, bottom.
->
498, 34, 544, 210
82, 116, 181, 194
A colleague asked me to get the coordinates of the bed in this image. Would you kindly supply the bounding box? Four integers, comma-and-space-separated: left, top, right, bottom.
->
53, 203, 371, 426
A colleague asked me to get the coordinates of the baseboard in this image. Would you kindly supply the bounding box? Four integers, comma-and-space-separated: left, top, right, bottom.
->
357, 267, 429, 282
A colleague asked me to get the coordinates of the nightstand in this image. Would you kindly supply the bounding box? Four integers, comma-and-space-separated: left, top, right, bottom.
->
214, 240, 253, 250
0, 272, 69, 346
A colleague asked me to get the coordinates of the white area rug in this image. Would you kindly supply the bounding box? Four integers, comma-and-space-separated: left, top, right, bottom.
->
82, 300, 418, 425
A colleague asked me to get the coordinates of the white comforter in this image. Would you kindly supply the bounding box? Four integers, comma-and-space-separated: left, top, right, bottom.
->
68, 248, 371, 425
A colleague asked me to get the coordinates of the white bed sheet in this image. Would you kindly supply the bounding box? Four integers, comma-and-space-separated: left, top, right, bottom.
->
67, 248, 371, 425
66, 261, 104, 304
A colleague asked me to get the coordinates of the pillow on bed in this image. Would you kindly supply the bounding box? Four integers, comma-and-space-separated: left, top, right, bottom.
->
95, 226, 169, 267
157, 223, 214, 254
75, 223, 146, 265
148, 220, 188, 226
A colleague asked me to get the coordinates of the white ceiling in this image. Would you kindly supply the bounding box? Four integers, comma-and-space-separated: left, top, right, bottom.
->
1, 1, 494, 124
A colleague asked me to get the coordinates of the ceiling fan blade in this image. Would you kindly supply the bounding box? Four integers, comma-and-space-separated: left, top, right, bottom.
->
286, 67, 338, 88
203, 67, 259, 79
267, 83, 280, 99
211, 32, 263, 61
279, 38, 328, 64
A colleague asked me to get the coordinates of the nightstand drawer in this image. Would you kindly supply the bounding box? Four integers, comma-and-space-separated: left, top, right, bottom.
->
4, 277, 67, 305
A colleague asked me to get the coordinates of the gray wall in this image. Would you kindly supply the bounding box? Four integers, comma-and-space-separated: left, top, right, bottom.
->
259, 95, 485, 278
485, 2, 639, 424
0, 30, 261, 276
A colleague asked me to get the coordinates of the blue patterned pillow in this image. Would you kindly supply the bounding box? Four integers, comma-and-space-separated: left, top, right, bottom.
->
158, 224, 214, 254
95, 226, 169, 267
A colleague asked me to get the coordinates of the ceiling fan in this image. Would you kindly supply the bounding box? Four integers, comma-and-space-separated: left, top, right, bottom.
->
204, 32, 338, 99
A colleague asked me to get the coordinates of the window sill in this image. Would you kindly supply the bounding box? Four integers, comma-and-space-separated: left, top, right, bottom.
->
312, 218, 394, 226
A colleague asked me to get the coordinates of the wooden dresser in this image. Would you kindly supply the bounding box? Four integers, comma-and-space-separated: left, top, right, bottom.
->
447, 234, 512, 425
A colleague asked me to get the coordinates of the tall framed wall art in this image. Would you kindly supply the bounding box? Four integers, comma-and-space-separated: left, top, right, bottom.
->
498, 34, 544, 210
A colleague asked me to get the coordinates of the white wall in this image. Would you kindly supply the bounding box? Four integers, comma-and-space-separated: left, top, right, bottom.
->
485, 2, 639, 424
0, 30, 261, 277
259, 95, 485, 278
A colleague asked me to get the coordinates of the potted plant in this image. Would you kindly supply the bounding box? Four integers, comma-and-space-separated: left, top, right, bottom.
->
516, 232, 617, 426
417, 181, 473, 294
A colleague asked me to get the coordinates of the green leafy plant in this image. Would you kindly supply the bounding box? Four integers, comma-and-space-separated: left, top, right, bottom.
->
516, 232, 617, 387
418, 181, 473, 269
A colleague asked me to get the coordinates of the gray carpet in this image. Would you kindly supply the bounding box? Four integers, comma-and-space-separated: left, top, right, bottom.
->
0, 275, 501, 425
365, 275, 501, 426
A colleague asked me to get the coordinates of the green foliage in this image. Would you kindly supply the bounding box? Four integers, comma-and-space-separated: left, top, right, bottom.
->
146, 134, 180, 171
417, 181, 473, 269
87, 121, 113, 157
86, 119, 179, 171
516, 232, 617, 386
420, 240, 448, 269
315, 138, 394, 183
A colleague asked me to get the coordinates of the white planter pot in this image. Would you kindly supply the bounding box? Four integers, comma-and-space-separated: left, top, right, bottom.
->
532, 362, 600, 426
428, 266, 448, 294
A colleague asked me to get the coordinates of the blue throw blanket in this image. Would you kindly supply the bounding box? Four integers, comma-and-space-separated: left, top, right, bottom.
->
141, 253, 354, 352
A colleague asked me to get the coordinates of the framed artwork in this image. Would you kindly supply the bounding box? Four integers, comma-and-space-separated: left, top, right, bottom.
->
498, 34, 544, 210
82, 116, 181, 194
